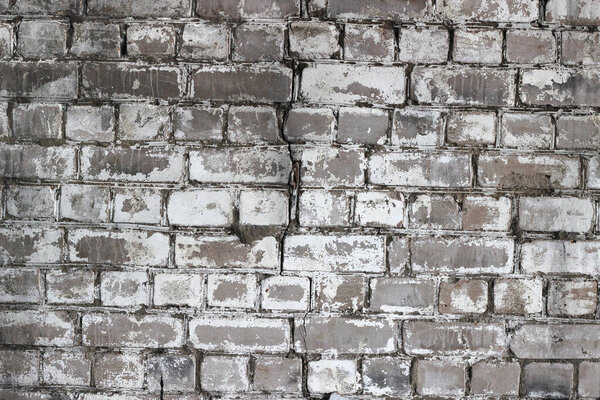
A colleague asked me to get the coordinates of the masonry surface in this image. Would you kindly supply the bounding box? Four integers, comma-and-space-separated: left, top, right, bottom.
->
1, 0, 600, 398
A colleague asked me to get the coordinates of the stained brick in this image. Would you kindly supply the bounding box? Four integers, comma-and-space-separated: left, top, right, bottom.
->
453, 28, 503, 64
438, 0, 538, 22
0, 145, 76, 180
233, 23, 284, 62
399, 26, 449, 64
253, 357, 302, 392
327, 0, 430, 20
511, 324, 600, 358
0, 268, 40, 303
521, 68, 600, 106
344, 24, 394, 62
42, 351, 91, 386
415, 359, 465, 396
506, 30, 556, 64
12, 103, 63, 140
0, 227, 63, 263
72, 22, 121, 59
519, 197, 594, 232
88, 0, 191, 17
0, 62, 78, 98
521, 240, 600, 275
127, 24, 177, 59
298, 147, 366, 187
290, 22, 339, 59
546, 0, 600, 25
0, 310, 74, 346
524, 363, 573, 398
196, 0, 299, 19
471, 362, 520, 396
17, 20, 68, 59
180, 23, 229, 61
94, 352, 144, 389
370, 278, 435, 313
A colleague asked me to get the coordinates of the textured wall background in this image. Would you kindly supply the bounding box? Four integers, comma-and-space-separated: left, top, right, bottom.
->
1, 0, 600, 398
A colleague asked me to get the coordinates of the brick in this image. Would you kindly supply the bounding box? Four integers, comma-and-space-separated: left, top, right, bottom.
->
511, 324, 600, 358
0, 24, 10, 58
0, 268, 39, 303
192, 65, 292, 102
562, 31, 600, 65
519, 197, 594, 232
94, 352, 144, 389
524, 363, 573, 398
227, 106, 279, 144
0, 62, 78, 98
17, 20, 68, 59
207, 273, 257, 309
477, 153, 580, 189
315, 274, 367, 312
471, 362, 520, 396
389, 236, 410, 275
66, 105, 115, 142
370, 278, 435, 313
12, 103, 63, 140
494, 278, 543, 315
88, 0, 190, 17
113, 188, 162, 224
521, 68, 600, 106
299, 189, 351, 227
501, 112, 553, 149
261, 276, 310, 311
72, 22, 120, 58
68, 229, 169, 265
127, 24, 176, 58
196, 0, 299, 19
446, 111, 496, 145
405, 321, 507, 356
392, 108, 444, 146
180, 23, 229, 61
175, 235, 279, 269
415, 359, 465, 396
46, 269, 95, 304
462, 195, 512, 231
409, 194, 460, 229
253, 357, 302, 392
239, 189, 289, 226
363, 357, 410, 396
60, 184, 110, 222
344, 24, 394, 62
546, 0, 600, 25
327, 0, 430, 20
0, 227, 63, 263
190, 147, 291, 184
399, 26, 449, 64
80, 146, 184, 182
42, 351, 90, 386
338, 107, 388, 145
579, 362, 600, 397
167, 189, 233, 227
298, 147, 365, 187
3, 0, 82, 15
233, 23, 284, 62
173, 106, 223, 142
438, 0, 538, 22
301, 64, 405, 105
521, 240, 600, 275
290, 22, 339, 59
548, 280, 597, 317
284, 108, 335, 144
154, 273, 203, 308
201, 356, 248, 392
295, 317, 396, 354
189, 316, 290, 353
307, 360, 360, 395
148, 355, 195, 393
5, 185, 55, 220
411, 236, 514, 274
439, 279, 488, 314
82, 63, 185, 99
82, 313, 184, 348
0, 144, 76, 180
453, 28, 502, 64
284, 235, 385, 273
506, 30, 556, 64
355, 191, 404, 227
118, 104, 169, 141
369, 151, 471, 187
411, 66, 516, 106
100, 271, 148, 307
557, 114, 600, 149
588, 157, 600, 188
0, 350, 39, 385
0, 102, 8, 135
0, 310, 74, 346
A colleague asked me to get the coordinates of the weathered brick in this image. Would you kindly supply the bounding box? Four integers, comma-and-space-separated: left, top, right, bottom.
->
519, 197, 594, 232
154, 273, 203, 308
12, 103, 63, 140
82, 63, 185, 99
327, 0, 430, 20
283, 235, 385, 273
355, 191, 404, 227
201, 355, 248, 392
521, 240, 600, 275
46, 269, 95, 304
180, 23, 229, 61
196, 0, 299, 19
0, 310, 74, 346
60, 184, 110, 222
446, 111, 496, 145
42, 351, 90, 386
100, 271, 148, 307
301, 64, 405, 105
392, 108, 444, 146
233, 23, 284, 62
524, 363, 573, 398
548, 280, 597, 317
411, 236, 514, 274
0, 350, 39, 385
415, 359, 465, 396
227, 106, 279, 144
363, 357, 410, 396
261, 276, 309, 311
290, 22, 339, 59
239, 189, 288, 226
173, 106, 223, 142
307, 360, 360, 395
557, 115, 600, 149
370, 278, 435, 313
94, 352, 144, 389
471, 362, 520, 396
72, 22, 120, 58
389, 236, 410, 275
118, 104, 169, 141
399, 26, 449, 64
0, 227, 63, 263
506, 30, 556, 64
439, 279, 488, 314
207, 273, 257, 309
66, 105, 115, 142
411, 66, 516, 106
284, 107, 334, 143
453, 28, 502, 64
562, 31, 600, 65
315, 274, 367, 312
477, 153, 580, 189
192, 65, 292, 102
0, 268, 40, 303
253, 356, 302, 392
338, 107, 388, 145
189, 316, 290, 352
409, 194, 460, 229
113, 188, 162, 224
438, 0, 538, 22
0, 144, 76, 180
167, 189, 233, 227
5, 185, 55, 220
368, 151, 471, 187
82, 313, 184, 348
299, 189, 351, 227
80, 146, 184, 182
511, 324, 600, 358
462, 195, 512, 231
88, 0, 191, 17
579, 361, 600, 397
588, 156, 600, 188
521, 68, 600, 106
546, 0, 600, 25
68, 229, 169, 265
17, 20, 68, 59
0, 62, 78, 98
190, 147, 291, 184
405, 321, 507, 356
0, 24, 10, 58
148, 355, 195, 393
494, 278, 543, 315
345, 24, 394, 62
127, 24, 176, 59
298, 147, 365, 187
2, 0, 82, 15
500, 112, 553, 149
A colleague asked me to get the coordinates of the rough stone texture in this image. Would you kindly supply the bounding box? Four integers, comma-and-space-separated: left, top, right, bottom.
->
1, 2, 599, 399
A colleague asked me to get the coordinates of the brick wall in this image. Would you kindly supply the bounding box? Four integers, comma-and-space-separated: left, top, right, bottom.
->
1, 0, 600, 398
